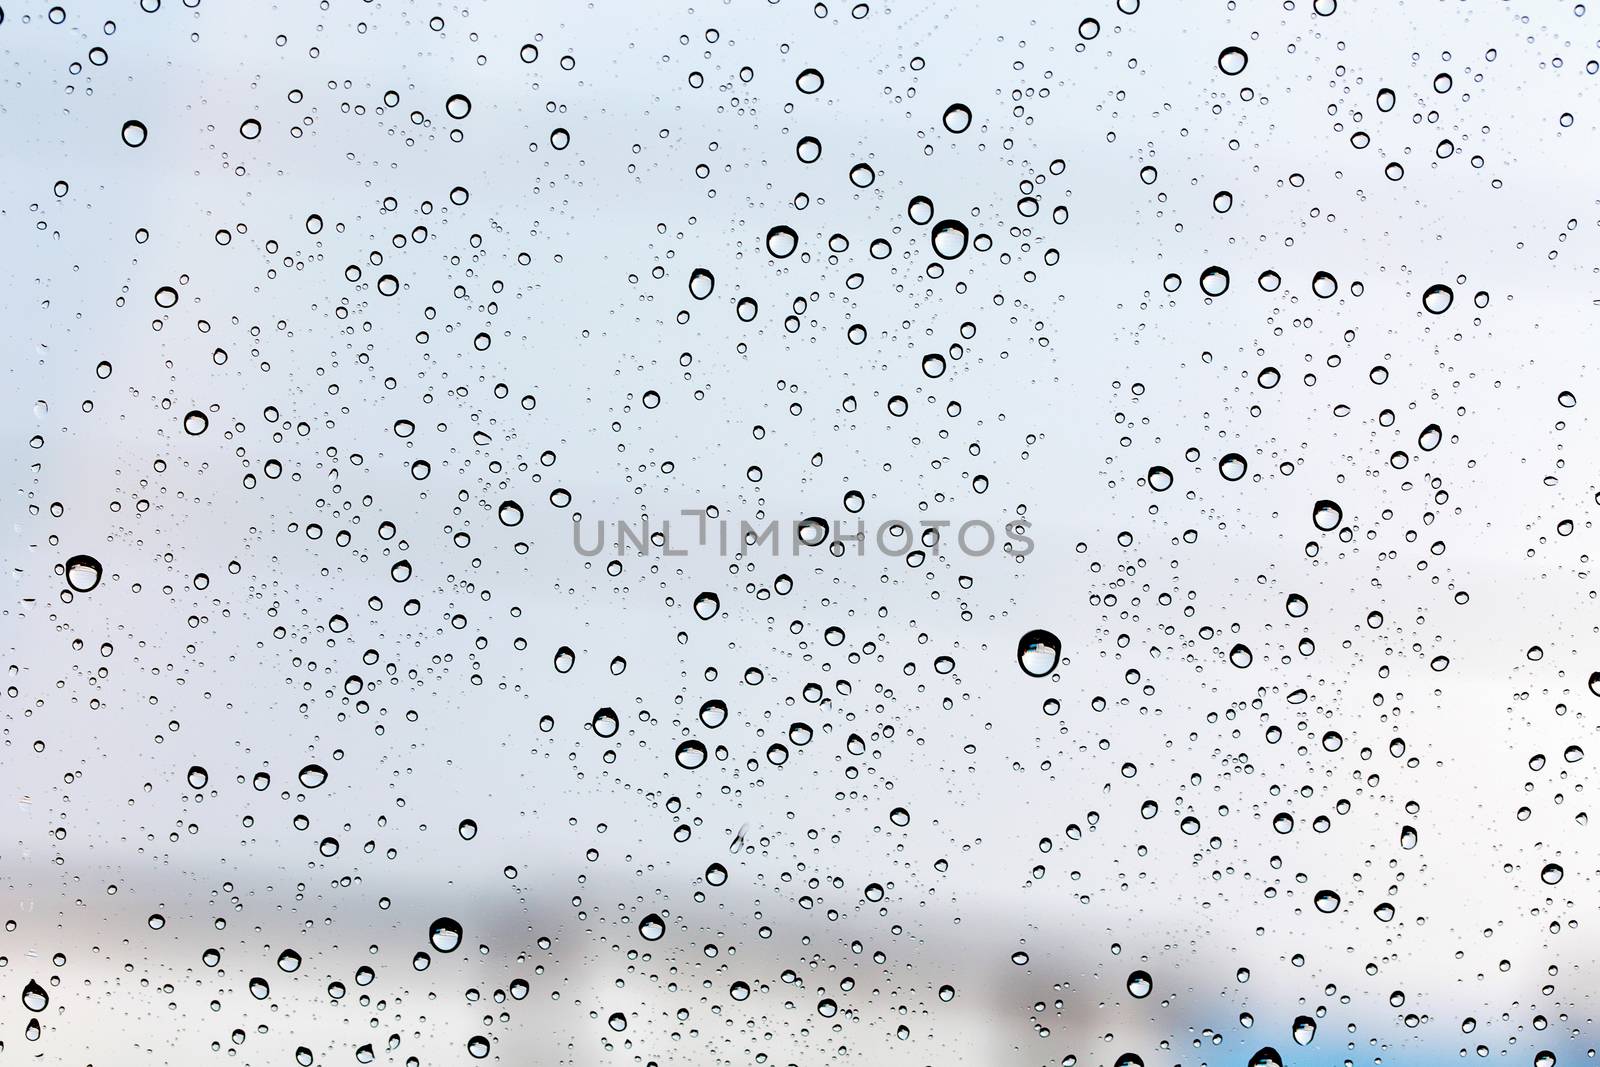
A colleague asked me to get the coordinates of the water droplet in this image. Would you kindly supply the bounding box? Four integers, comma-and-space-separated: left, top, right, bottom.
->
1147, 465, 1174, 491
1541, 862, 1564, 885
429, 916, 463, 952
795, 68, 824, 94
1126, 970, 1152, 998
1422, 283, 1454, 314
1292, 1016, 1316, 1045
65, 554, 103, 592
688, 268, 715, 299
1017, 629, 1061, 677
1313, 889, 1341, 913
1312, 499, 1343, 531
1199, 265, 1230, 296
675, 739, 708, 769
765, 225, 798, 258
591, 708, 619, 737
1218, 47, 1249, 75
183, 410, 209, 435
121, 119, 148, 147
1229, 644, 1253, 668
497, 500, 524, 527
1218, 453, 1248, 480
942, 103, 971, 133
21, 979, 49, 1012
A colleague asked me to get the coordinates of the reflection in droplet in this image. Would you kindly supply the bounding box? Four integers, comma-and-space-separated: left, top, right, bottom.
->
688, 268, 715, 299
765, 225, 798, 258
930, 219, 969, 260
1199, 265, 1230, 296
1017, 629, 1061, 677
1126, 970, 1152, 998
1312, 499, 1344, 531
66, 554, 103, 592
429, 916, 463, 952
942, 103, 972, 133
1422, 283, 1454, 314
21, 979, 49, 1012
675, 739, 708, 769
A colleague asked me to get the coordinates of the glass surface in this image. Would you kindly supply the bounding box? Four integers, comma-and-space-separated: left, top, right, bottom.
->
3, 1, 1595, 1065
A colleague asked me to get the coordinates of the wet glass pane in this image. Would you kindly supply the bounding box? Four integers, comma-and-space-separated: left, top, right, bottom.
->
4, 2, 1593, 1065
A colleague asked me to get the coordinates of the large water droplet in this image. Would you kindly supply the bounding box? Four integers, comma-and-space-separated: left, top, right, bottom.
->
1017, 629, 1061, 677
429, 916, 463, 952
1312, 499, 1344, 531
65, 554, 103, 592
930, 219, 969, 259
675, 739, 708, 769
688, 268, 716, 300
765, 225, 798, 258
941, 103, 972, 133
21, 979, 49, 1012
1422, 283, 1454, 314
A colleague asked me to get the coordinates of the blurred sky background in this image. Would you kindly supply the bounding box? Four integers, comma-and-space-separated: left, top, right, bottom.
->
3, 0, 1600, 1064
